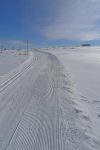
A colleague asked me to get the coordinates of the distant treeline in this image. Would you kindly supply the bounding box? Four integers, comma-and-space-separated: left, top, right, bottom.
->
81, 44, 91, 47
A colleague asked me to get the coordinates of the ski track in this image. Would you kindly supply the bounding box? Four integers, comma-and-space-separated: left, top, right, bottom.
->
0, 50, 99, 150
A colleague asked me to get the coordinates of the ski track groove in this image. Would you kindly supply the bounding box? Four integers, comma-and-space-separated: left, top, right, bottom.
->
0, 54, 38, 93
0, 53, 40, 150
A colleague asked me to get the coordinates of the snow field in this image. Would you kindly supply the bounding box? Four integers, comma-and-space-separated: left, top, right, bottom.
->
0, 49, 100, 149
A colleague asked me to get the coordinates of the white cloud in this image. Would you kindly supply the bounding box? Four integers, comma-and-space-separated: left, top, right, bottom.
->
42, 0, 100, 41
81, 33, 100, 41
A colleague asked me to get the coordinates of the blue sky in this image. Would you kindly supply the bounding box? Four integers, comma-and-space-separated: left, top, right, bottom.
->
0, 0, 100, 48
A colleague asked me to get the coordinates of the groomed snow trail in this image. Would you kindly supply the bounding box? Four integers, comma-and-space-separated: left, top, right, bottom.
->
0, 50, 100, 150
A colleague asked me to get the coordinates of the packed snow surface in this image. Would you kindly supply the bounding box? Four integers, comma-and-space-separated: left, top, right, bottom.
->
0, 48, 100, 150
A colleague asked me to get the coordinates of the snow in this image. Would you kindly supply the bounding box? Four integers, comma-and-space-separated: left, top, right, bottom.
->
0, 48, 100, 149
0, 50, 28, 76
46, 47, 100, 140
